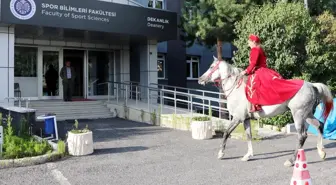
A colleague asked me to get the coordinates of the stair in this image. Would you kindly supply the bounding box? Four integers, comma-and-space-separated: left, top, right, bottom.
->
26, 100, 114, 120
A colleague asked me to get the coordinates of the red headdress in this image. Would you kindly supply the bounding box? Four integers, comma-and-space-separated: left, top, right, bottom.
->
249, 34, 260, 43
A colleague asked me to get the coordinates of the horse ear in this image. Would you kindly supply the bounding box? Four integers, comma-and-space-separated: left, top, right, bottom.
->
213, 55, 218, 61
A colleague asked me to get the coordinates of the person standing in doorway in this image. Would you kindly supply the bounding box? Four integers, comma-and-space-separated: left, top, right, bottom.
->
60, 61, 76, 101
45, 64, 58, 96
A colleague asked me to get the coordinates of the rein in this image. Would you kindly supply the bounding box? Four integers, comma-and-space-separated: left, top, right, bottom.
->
207, 60, 244, 98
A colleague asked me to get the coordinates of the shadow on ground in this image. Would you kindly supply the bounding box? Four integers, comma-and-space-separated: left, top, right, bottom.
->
53, 118, 169, 141
93, 146, 149, 155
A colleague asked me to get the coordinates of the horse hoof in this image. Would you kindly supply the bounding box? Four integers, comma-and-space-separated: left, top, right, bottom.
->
218, 149, 225, 159
318, 150, 326, 160
284, 160, 294, 167
241, 156, 251, 162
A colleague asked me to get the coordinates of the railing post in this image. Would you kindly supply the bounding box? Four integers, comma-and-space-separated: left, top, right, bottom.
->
187, 90, 190, 111
130, 82, 133, 100
160, 90, 163, 114
202, 91, 205, 114
108, 83, 110, 102
117, 84, 119, 104
219, 98, 222, 119
191, 96, 193, 117
162, 86, 165, 105
135, 86, 138, 107
147, 88, 150, 112
26, 98, 30, 108
125, 85, 128, 106
208, 100, 211, 116
174, 88, 176, 114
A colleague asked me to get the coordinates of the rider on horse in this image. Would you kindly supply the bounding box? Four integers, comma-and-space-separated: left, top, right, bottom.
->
240, 34, 304, 112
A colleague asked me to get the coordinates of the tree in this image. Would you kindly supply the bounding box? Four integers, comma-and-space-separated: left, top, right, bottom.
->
181, 0, 249, 60
232, 2, 336, 81
232, 2, 336, 126
180, 0, 254, 119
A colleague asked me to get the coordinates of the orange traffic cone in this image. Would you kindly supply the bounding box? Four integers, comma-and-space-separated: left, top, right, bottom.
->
290, 149, 312, 185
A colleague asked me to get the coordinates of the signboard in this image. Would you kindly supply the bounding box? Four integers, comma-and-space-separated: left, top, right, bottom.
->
0, 0, 178, 40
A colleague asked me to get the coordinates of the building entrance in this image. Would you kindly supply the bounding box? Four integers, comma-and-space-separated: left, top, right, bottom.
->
63, 49, 85, 98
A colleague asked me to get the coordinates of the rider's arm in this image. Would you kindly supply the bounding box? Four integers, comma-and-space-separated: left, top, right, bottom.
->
245, 48, 260, 75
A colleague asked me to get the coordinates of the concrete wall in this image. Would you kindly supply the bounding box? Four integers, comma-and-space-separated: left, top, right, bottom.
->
129, 39, 158, 99
0, 25, 15, 105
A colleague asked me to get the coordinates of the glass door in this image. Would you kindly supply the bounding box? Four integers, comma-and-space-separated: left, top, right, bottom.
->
38, 47, 63, 99
86, 50, 115, 99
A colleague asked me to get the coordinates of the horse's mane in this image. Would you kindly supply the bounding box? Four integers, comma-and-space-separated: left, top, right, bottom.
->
225, 61, 248, 83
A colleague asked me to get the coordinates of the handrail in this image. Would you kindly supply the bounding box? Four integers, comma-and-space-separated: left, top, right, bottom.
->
150, 82, 224, 96
100, 80, 230, 120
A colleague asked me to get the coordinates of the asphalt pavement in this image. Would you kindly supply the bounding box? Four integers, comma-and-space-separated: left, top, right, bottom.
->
0, 118, 335, 185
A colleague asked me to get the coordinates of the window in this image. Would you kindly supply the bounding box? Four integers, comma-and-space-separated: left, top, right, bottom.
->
14, 46, 38, 77
148, 0, 164, 9
186, 56, 200, 80
157, 54, 165, 79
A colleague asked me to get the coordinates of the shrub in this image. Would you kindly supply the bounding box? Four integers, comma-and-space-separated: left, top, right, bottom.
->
192, 116, 211, 121
259, 111, 293, 128
1, 115, 52, 159
70, 120, 90, 134
57, 140, 66, 156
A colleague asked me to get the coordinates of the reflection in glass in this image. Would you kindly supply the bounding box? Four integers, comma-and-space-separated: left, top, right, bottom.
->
192, 62, 198, 78
88, 51, 114, 96
148, 0, 153, 8
157, 60, 164, 78
14, 47, 37, 77
43, 51, 59, 96
155, 0, 163, 9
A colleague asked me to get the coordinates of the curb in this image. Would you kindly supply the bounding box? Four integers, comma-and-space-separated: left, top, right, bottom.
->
0, 136, 65, 169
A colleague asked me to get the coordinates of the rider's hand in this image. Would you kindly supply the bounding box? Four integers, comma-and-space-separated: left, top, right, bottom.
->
240, 70, 246, 76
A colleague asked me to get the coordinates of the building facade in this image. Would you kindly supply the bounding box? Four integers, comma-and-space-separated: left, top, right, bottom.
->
0, 0, 177, 104
133, 0, 237, 93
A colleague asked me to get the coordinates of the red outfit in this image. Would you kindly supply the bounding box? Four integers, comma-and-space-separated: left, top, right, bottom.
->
244, 47, 304, 112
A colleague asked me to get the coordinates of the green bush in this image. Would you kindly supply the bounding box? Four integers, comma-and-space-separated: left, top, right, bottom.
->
70, 120, 90, 134
192, 116, 211, 121
259, 111, 293, 128
57, 140, 66, 157
2, 115, 52, 159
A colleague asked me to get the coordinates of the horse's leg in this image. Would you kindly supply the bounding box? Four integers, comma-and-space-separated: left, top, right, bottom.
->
284, 110, 308, 167
306, 115, 326, 160
218, 118, 241, 159
241, 118, 254, 161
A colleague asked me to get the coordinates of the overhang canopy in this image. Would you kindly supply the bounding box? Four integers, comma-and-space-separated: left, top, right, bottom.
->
0, 0, 178, 41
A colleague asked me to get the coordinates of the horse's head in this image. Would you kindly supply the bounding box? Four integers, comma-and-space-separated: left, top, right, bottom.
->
198, 56, 231, 86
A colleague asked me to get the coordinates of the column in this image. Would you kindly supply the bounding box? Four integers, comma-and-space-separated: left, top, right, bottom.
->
0, 25, 15, 106
139, 39, 158, 102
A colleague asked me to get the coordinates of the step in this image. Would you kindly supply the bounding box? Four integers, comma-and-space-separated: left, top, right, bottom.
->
35, 111, 112, 116
29, 102, 104, 107
30, 105, 107, 110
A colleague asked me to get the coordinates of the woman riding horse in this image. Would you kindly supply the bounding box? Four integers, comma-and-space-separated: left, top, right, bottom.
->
240, 34, 304, 112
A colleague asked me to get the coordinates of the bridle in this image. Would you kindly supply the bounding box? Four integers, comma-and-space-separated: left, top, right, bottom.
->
206, 60, 243, 98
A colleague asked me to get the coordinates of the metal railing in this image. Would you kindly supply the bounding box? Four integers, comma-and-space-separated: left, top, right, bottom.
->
3, 97, 31, 108
100, 81, 231, 120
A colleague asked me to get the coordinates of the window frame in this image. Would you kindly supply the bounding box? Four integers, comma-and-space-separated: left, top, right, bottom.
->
157, 53, 166, 79
148, 0, 165, 9
186, 55, 200, 80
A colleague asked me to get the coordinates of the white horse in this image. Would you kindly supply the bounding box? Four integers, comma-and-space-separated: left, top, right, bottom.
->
198, 56, 334, 167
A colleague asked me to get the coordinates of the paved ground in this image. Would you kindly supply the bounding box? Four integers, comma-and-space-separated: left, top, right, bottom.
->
0, 118, 336, 185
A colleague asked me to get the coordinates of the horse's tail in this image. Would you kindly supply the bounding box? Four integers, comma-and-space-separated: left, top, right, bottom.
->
312, 83, 334, 121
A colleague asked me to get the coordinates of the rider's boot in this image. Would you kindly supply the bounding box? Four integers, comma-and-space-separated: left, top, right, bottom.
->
249, 104, 261, 113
